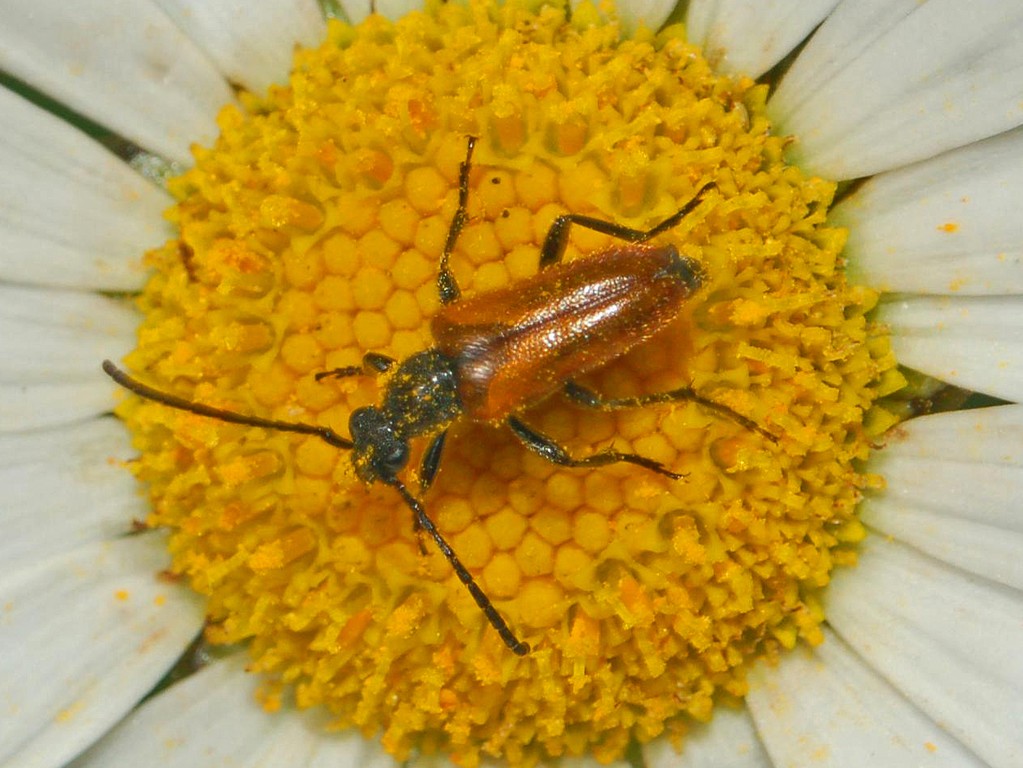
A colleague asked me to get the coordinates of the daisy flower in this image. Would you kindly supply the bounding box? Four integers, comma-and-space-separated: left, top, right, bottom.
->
2, 1, 1021, 767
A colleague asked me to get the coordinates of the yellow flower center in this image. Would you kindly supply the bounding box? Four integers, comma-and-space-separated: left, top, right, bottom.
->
118, 1, 902, 765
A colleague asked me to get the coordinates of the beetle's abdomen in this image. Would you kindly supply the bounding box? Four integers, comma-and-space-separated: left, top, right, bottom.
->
431, 245, 704, 423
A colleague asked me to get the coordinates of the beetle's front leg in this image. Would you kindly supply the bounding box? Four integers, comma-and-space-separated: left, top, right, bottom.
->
437, 136, 478, 305
314, 351, 397, 382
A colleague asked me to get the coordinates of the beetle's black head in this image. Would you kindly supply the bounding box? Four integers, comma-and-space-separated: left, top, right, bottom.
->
348, 406, 410, 483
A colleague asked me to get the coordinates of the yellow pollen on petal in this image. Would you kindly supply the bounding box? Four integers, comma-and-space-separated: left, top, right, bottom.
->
116, 1, 901, 766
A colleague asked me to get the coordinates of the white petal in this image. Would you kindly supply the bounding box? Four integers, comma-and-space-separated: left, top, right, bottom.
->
879, 294, 1023, 402
0, 381, 119, 434
827, 536, 1023, 768
0, 418, 145, 570
747, 628, 985, 768
686, 0, 840, 79
71, 654, 397, 768
151, 0, 326, 94
0, 284, 137, 384
771, 0, 1023, 179
833, 126, 1023, 295
644, 707, 770, 768
0, 285, 136, 432
343, 0, 416, 23
610, 0, 677, 34
0, 86, 169, 292
770, 0, 927, 121
337, 0, 372, 24
0, 533, 204, 768
0, 0, 234, 164
863, 405, 1023, 590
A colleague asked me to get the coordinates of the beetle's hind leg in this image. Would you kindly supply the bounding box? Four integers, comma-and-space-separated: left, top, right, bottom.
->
506, 416, 684, 480
564, 381, 777, 443
538, 182, 716, 270
437, 136, 478, 305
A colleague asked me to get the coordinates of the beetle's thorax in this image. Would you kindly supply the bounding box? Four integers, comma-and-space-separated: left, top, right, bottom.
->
348, 349, 462, 483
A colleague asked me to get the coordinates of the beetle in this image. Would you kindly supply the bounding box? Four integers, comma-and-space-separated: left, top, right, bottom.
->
104, 136, 774, 655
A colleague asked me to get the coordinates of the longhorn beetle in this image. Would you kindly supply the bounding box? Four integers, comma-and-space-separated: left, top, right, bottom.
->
104, 136, 775, 655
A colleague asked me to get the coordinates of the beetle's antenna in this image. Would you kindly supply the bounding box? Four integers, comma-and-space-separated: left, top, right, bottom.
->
390, 478, 530, 656
102, 360, 354, 449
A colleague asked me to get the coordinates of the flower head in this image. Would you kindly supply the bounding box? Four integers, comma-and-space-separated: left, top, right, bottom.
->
1, 1, 1021, 768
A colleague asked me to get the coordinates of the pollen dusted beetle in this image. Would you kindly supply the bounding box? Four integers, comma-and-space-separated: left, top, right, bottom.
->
104, 136, 774, 655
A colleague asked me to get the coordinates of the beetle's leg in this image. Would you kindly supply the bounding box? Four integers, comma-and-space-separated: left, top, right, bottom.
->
408, 431, 449, 554
506, 415, 684, 480
437, 136, 477, 305
564, 381, 777, 443
420, 430, 448, 492
538, 181, 716, 270
409, 430, 449, 554
391, 479, 530, 655
314, 352, 397, 381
